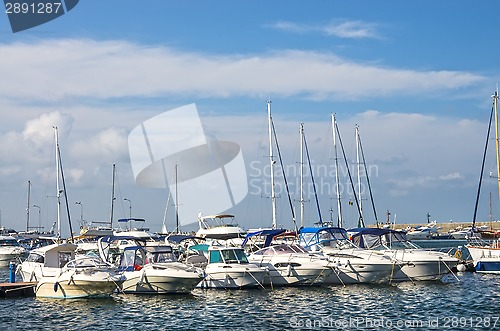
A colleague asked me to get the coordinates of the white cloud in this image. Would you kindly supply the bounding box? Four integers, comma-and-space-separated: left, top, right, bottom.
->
266, 19, 381, 39
0, 39, 485, 103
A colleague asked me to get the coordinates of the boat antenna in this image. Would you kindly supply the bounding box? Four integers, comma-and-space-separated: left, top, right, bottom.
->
472, 96, 495, 229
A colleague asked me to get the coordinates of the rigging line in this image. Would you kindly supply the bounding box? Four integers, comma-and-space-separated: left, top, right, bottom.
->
57, 143, 74, 242
335, 121, 364, 227
162, 169, 176, 233
271, 119, 297, 232
472, 103, 495, 229
357, 129, 379, 227
303, 129, 323, 226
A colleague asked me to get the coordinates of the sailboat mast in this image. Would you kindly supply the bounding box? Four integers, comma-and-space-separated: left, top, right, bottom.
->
268, 100, 277, 229
494, 89, 500, 200
53, 126, 61, 240
175, 163, 179, 233
356, 125, 364, 225
332, 114, 343, 228
300, 123, 305, 228
26, 180, 31, 232
110, 163, 116, 229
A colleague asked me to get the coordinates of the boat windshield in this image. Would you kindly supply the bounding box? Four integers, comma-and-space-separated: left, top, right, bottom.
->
253, 244, 309, 256
209, 248, 248, 264
0, 239, 20, 246
151, 251, 177, 263
352, 231, 418, 250
120, 247, 146, 270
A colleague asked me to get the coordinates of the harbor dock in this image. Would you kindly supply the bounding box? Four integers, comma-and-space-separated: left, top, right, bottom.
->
0, 282, 36, 298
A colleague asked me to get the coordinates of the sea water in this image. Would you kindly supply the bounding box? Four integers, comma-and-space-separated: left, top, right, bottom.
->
1, 244, 498, 331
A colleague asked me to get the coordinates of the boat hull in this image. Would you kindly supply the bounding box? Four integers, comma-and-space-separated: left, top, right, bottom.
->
36, 278, 120, 299
120, 267, 203, 294
389, 251, 459, 281
248, 255, 332, 287
467, 245, 500, 273
324, 260, 399, 285
198, 265, 265, 289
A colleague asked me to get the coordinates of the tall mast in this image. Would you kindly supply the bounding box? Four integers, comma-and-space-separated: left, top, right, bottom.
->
494, 88, 500, 200
26, 180, 31, 231
268, 100, 277, 229
300, 123, 305, 228
332, 114, 343, 228
53, 126, 61, 240
175, 163, 179, 233
356, 124, 364, 225
110, 163, 116, 228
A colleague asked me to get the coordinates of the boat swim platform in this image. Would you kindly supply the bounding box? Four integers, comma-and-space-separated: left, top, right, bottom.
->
0, 282, 36, 298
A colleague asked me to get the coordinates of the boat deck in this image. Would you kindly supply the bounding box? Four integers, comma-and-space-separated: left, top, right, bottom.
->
0, 282, 36, 298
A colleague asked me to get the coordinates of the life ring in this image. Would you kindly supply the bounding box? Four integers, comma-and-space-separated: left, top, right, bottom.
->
454, 250, 463, 259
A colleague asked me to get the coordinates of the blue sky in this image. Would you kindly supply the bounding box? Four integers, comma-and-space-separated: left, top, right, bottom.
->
1, 1, 499, 236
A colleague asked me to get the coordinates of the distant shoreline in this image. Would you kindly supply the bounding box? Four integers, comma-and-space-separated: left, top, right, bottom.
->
384, 221, 500, 232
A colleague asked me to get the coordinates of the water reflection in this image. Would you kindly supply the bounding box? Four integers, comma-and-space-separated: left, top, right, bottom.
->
1, 268, 499, 330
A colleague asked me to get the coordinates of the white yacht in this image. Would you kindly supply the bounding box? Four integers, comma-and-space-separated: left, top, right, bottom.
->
0, 235, 27, 267
244, 229, 335, 287
198, 245, 266, 289
348, 228, 459, 281
112, 244, 204, 294
18, 242, 124, 298
195, 214, 246, 240
298, 227, 400, 284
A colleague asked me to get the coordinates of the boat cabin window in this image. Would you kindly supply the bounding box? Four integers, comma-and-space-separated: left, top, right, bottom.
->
221, 249, 248, 263
209, 250, 222, 263
121, 248, 146, 270
209, 249, 249, 263
27, 253, 44, 263
152, 251, 176, 263
0, 239, 19, 246
58, 252, 73, 268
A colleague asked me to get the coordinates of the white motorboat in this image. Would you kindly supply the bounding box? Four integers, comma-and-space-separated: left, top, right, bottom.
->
247, 243, 333, 287
198, 246, 266, 289
111, 243, 204, 294
0, 235, 27, 267
195, 214, 246, 240
466, 237, 500, 273
298, 227, 400, 284
406, 221, 439, 240
349, 228, 459, 281
244, 229, 334, 287
18, 242, 124, 298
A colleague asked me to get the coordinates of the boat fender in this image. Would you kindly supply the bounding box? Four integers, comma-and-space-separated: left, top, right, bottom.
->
286, 264, 292, 277
54, 282, 59, 292
454, 250, 463, 260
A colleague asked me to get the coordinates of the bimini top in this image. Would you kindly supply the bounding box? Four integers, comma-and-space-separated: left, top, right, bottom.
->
199, 214, 234, 220
241, 228, 286, 248
347, 227, 409, 249
298, 227, 349, 249
166, 234, 204, 245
